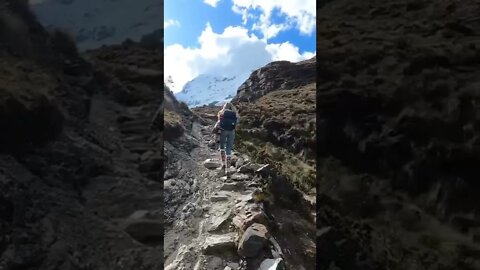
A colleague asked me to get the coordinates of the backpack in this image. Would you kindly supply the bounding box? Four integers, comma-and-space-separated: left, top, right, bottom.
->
220, 110, 237, 131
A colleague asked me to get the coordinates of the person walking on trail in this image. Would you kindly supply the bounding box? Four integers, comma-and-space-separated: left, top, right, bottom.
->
212, 102, 239, 176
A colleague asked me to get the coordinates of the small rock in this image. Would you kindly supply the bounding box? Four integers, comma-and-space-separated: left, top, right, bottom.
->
204, 159, 222, 169
224, 267, 232, 270
203, 233, 237, 255
230, 173, 250, 182
235, 157, 245, 168
227, 262, 240, 269
238, 163, 262, 174
259, 258, 285, 270
128, 210, 150, 220
238, 223, 270, 258
220, 182, 244, 191
230, 155, 239, 166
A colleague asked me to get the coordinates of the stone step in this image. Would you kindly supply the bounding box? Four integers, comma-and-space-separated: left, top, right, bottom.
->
202, 233, 237, 255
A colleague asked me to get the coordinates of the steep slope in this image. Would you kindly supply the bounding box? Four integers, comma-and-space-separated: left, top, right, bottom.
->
176, 73, 250, 107
317, 0, 480, 269
29, 0, 162, 50
232, 57, 316, 193
0, 2, 163, 269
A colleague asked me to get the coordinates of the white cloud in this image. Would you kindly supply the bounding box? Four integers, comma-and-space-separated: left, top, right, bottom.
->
164, 19, 180, 29
266, 42, 315, 62
232, 0, 315, 38
164, 23, 315, 93
204, 0, 221, 7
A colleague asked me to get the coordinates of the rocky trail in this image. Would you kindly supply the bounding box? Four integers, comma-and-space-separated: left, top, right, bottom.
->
164, 121, 315, 270
117, 103, 162, 182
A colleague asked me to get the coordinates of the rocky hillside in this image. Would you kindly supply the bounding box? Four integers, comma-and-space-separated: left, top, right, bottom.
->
317, 0, 480, 269
0, 1, 163, 269
231, 58, 316, 194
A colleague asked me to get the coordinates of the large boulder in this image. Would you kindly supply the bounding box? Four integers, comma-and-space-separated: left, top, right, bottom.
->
237, 223, 270, 258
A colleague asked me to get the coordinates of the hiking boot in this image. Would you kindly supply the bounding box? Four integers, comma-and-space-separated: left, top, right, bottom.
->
226, 155, 232, 168
218, 165, 226, 177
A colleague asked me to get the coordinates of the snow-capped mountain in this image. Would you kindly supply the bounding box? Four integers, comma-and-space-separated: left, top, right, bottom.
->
28, 0, 162, 50
175, 73, 250, 107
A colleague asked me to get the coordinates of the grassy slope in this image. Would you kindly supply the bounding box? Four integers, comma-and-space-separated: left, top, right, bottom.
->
235, 83, 316, 193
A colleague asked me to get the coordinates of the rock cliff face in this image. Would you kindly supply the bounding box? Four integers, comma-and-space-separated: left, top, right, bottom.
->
317, 0, 480, 269
233, 58, 316, 104
0, 1, 163, 269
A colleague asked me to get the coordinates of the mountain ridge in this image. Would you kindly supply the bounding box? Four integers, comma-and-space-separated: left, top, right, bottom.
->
29, 0, 162, 50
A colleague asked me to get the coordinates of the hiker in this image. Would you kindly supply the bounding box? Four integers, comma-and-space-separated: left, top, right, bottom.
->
212, 102, 239, 174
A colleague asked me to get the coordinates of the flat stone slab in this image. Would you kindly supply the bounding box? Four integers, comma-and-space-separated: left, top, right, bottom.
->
204, 159, 222, 169
220, 182, 244, 191
238, 163, 263, 174
210, 192, 231, 202
208, 210, 233, 232
230, 173, 250, 182
260, 258, 285, 270
203, 233, 237, 255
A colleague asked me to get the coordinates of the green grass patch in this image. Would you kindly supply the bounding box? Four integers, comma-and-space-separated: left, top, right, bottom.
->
236, 130, 315, 193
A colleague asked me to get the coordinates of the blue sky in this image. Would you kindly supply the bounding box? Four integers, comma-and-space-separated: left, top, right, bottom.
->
164, 0, 316, 92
